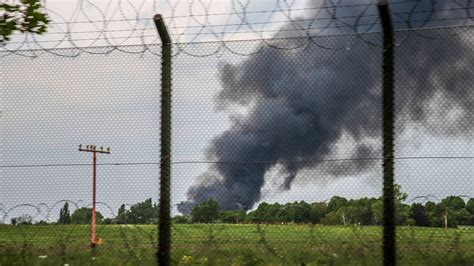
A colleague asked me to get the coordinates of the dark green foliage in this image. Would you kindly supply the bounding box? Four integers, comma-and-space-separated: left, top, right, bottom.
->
172, 215, 191, 224
410, 203, 430, 226
309, 202, 327, 223
102, 218, 114, 224
371, 185, 410, 226
0, 0, 49, 43
220, 209, 246, 223
191, 198, 220, 223
453, 209, 471, 226
348, 198, 378, 225
115, 199, 159, 224
98, 194, 473, 227
129, 198, 158, 224
115, 204, 130, 224
467, 199, 474, 226
58, 202, 71, 224
10, 214, 33, 225
466, 199, 474, 215
285, 201, 311, 223
70, 207, 103, 224
327, 196, 348, 213
235, 194, 470, 227
440, 196, 466, 211
322, 198, 378, 225
427, 196, 471, 227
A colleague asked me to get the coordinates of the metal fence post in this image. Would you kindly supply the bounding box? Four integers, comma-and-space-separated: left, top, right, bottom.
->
377, 1, 396, 265
154, 14, 172, 266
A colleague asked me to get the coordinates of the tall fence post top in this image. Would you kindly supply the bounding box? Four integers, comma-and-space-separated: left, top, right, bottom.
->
154, 14, 172, 44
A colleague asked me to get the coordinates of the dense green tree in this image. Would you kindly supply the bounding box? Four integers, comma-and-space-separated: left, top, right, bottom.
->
58, 202, 71, 224
370, 185, 410, 225
118, 204, 126, 216
102, 218, 114, 225
267, 203, 287, 222
113, 194, 472, 227
11, 214, 33, 225
349, 198, 377, 225
453, 209, 470, 226
1, 0, 49, 43
466, 199, 474, 215
396, 203, 411, 225
128, 198, 158, 224
284, 201, 311, 223
423, 197, 470, 228
114, 199, 159, 224
410, 203, 430, 226
321, 205, 361, 225
309, 202, 327, 223
371, 200, 384, 225
247, 202, 270, 223
467, 199, 474, 226
191, 198, 220, 223
173, 215, 191, 224
115, 204, 131, 224
434, 196, 468, 227
71, 208, 103, 224
424, 201, 438, 226
427, 202, 445, 227
327, 196, 348, 213
321, 209, 343, 225
440, 196, 466, 211
372, 199, 408, 226
220, 209, 246, 223
321, 198, 376, 226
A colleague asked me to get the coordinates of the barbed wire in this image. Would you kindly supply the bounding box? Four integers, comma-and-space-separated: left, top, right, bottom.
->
0, 200, 118, 223
6, 16, 474, 44
1, 0, 473, 57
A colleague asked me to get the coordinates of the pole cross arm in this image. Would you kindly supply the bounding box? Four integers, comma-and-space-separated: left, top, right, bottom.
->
79, 144, 111, 154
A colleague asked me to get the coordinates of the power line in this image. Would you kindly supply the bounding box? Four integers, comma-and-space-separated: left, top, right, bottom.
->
1, 156, 473, 168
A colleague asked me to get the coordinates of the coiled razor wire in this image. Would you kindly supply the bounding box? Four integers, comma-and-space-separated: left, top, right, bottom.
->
1, 0, 474, 58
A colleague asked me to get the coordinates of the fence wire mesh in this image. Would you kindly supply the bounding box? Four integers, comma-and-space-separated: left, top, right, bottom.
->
1, 26, 474, 265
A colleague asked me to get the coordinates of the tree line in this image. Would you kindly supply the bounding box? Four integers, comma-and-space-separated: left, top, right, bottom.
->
182, 186, 474, 227
10, 188, 474, 228
9, 199, 158, 225
183, 193, 474, 228
53, 198, 159, 225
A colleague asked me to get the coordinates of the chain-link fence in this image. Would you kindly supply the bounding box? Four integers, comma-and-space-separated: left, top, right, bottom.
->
1, 25, 473, 265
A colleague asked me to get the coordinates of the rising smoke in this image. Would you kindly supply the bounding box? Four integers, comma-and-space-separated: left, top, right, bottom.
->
178, 0, 474, 214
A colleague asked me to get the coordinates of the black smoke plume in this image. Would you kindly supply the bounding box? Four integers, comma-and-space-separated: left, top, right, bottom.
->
178, 0, 474, 214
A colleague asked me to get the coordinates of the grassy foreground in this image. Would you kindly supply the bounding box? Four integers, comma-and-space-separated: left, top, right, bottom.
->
0, 224, 473, 265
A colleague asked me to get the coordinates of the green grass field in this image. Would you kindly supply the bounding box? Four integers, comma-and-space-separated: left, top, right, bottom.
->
1, 224, 473, 265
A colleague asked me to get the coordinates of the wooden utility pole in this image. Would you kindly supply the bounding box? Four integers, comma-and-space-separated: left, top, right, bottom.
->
154, 14, 172, 266
79, 144, 110, 247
